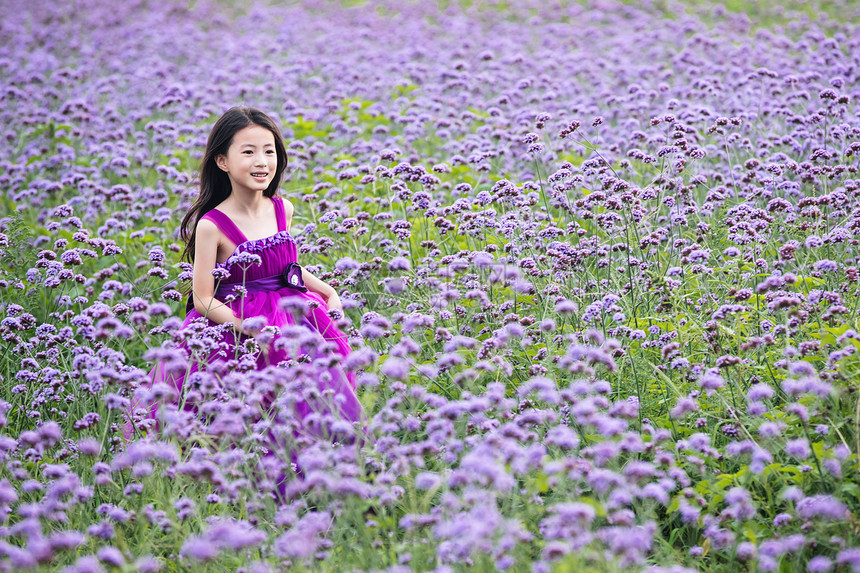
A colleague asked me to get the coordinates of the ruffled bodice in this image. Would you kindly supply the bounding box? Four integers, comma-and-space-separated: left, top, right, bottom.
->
215, 229, 298, 274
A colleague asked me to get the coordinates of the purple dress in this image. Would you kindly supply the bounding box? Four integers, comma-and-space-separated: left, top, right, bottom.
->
125, 196, 362, 440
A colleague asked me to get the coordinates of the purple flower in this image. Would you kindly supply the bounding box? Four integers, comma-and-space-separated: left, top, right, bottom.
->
670, 396, 699, 418
813, 259, 838, 272
96, 546, 124, 567
0, 478, 19, 505
211, 267, 231, 280
723, 487, 755, 521
805, 236, 823, 248
335, 256, 360, 271
747, 383, 774, 401
836, 548, 860, 572
226, 251, 263, 267
555, 299, 578, 315
823, 458, 842, 478
780, 486, 804, 503
387, 256, 411, 271
785, 438, 810, 459
180, 537, 218, 562
747, 401, 767, 416
77, 438, 101, 456
174, 497, 195, 521
203, 518, 267, 551
380, 357, 410, 380
698, 369, 725, 394
797, 495, 848, 521
759, 421, 786, 437
273, 511, 332, 559
133, 556, 161, 573
545, 425, 580, 450
49, 531, 86, 551
111, 441, 179, 471
639, 482, 669, 505
807, 556, 833, 572
101, 393, 129, 410
66, 555, 106, 573
736, 541, 756, 561
415, 472, 441, 490
595, 522, 656, 566
539, 501, 595, 550
458, 451, 515, 491
242, 315, 267, 334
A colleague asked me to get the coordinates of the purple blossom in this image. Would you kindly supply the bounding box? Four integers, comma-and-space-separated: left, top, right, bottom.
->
785, 438, 811, 459
415, 472, 442, 490
723, 487, 755, 521
807, 556, 833, 572
698, 369, 725, 395
595, 522, 656, 566
736, 541, 756, 561
96, 546, 124, 567
670, 396, 699, 418
387, 256, 411, 271
273, 511, 332, 559
796, 495, 848, 521
773, 513, 792, 528
380, 357, 410, 380
746, 383, 774, 401
813, 259, 838, 272
134, 556, 162, 573
837, 548, 860, 572
180, 537, 218, 562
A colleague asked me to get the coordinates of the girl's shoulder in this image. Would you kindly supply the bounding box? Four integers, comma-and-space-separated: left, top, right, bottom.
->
278, 196, 295, 231
278, 196, 295, 216
194, 216, 221, 244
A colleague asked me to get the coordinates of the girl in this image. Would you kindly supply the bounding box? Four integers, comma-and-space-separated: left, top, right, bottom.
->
125, 107, 363, 442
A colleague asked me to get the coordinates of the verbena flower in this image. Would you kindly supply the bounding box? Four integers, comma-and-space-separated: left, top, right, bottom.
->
797, 495, 848, 521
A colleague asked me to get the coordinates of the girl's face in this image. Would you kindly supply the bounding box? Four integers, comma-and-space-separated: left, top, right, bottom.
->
215, 125, 278, 195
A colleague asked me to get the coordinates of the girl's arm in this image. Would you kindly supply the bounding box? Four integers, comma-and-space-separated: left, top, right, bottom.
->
283, 198, 294, 232
191, 219, 245, 332
302, 268, 344, 314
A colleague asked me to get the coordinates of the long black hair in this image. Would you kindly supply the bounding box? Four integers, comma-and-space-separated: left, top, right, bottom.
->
180, 106, 288, 263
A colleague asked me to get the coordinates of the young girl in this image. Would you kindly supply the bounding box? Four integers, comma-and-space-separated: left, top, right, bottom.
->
125, 107, 362, 442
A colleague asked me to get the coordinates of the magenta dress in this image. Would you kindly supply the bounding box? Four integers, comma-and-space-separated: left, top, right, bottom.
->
125, 196, 362, 441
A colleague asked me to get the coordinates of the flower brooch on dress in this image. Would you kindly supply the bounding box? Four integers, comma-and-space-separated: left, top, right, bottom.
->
281, 262, 307, 292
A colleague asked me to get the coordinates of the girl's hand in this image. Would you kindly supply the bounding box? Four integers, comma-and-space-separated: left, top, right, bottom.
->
300, 268, 346, 318
326, 292, 344, 315
227, 318, 248, 338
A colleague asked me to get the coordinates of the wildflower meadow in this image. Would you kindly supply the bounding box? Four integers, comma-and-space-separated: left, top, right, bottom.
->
1, 0, 860, 571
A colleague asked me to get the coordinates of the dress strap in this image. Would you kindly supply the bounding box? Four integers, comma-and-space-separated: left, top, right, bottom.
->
200, 209, 249, 247
273, 196, 286, 232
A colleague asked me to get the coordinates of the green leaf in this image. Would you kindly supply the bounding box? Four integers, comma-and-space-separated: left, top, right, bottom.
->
534, 471, 549, 493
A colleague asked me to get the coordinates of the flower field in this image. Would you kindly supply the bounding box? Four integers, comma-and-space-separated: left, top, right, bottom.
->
2, 0, 860, 570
